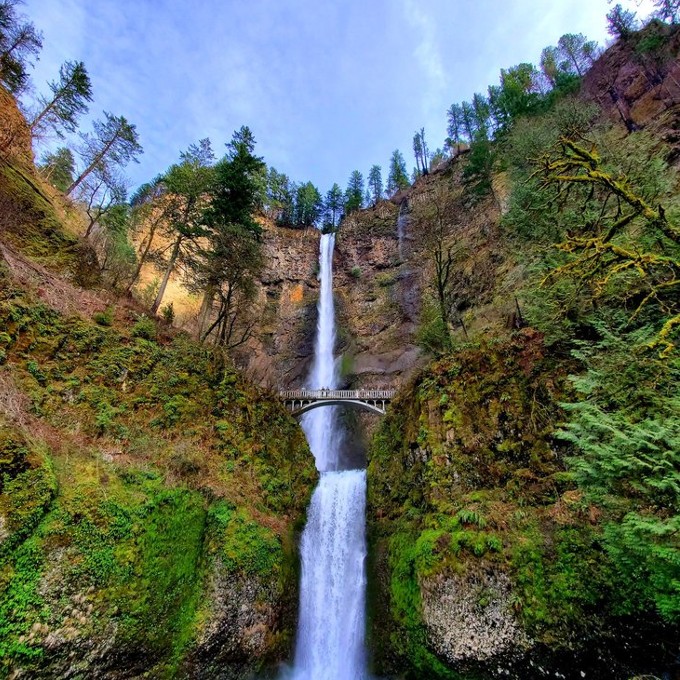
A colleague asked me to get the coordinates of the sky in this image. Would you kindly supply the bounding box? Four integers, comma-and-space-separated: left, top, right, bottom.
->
22, 0, 657, 195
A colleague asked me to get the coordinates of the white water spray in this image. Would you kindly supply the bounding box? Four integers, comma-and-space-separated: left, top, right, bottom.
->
291, 232, 369, 680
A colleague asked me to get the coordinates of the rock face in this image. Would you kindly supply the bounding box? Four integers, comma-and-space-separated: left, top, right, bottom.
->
234, 225, 320, 388
181, 560, 294, 680
334, 202, 423, 389
582, 21, 680, 162
420, 571, 530, 665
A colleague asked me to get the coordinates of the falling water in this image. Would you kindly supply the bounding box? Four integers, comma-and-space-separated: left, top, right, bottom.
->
290, 232, 369, 680
396, 200, 408, 260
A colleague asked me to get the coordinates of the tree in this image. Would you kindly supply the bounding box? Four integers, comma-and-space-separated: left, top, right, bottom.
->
126, 175, 168, 293
471, 92, 491, 138
540, 46, 560, 87
0, 0, 42, 93
78, 161, 129, 239
446, 103, 464, 146
30, 60, 92, 137
411, 182, 462, 350
497, 63, 543, 121
294, 181, 322, 227
194, 126, 266, 347
38, 146, 75, 192
323, 183, 344, 229
151, 138, 215, 314
387, 149, 409, 195
429, 148, 446, 170
368, 164, 383, 205
460, 102, 476, 141
654, 0, 680, 22
97, 203, 136, 288
487, 85, 511, 132
607, 4, 638, 39
556, 33, 598, 77
412, 128, 429, 176
537, 137, 680, 356
345, 170, 364, 214
68, 112, 143, 195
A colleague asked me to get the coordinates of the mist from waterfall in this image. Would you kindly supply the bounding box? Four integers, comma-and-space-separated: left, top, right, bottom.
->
289, 232, 369, 680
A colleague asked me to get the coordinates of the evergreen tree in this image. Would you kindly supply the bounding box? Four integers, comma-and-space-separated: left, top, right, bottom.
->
39, 146, 75, 192
654, 0, 680, 22
556, 33, 598, 77
345, 170, 364, 213
368, 164, 383, 205
126, 175, 168, 292
151, 138, 215, 314
30, 60, 93, 137
429, 148, 446, 170
194, 126, 265, 347
387, 149, 409, 195
323, 183, 344, 229
0, 0, 42, 93
471, 92, 491, 138
540, 46, 560, 86
294, 181, 322, 227
446, 103, 464, 146
487, 85, 511, 132
607, 4, 638, 39
460, 102, 476, 141
412, 128, 429, 176
68, 112, 143, 195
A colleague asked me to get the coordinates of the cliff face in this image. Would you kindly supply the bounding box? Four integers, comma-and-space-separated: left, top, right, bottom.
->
367, 336, 678, 680
582, 21, 680, 162
234, 225, 320, 388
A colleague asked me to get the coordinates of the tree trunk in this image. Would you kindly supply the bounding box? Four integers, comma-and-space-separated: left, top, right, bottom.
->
151, 234, 182, 314
127, 221, 159, 293
197, 288, 214, 339
66, 133, 118, 195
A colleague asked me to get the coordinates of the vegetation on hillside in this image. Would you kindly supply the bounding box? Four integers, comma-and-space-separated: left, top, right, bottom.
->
367, 14, 680, 679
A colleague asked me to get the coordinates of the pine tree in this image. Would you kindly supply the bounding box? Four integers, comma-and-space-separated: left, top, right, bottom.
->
368, 164, 383, 205
345, 170, 364, 214
30, 60, 93, 137
68, 112, 143, 195
607, 4, 638, 39
387, 149, 409, 195
0, 0, 42, 93
150, 138, 215, 314
323, 183, 344, 229
294, 181, 322, 227
193, 127, 265, 347
39, 147, 75, 192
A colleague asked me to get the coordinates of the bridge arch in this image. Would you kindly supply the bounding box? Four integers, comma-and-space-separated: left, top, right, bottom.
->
279, 389, 395, 418
292, 398, 386, 417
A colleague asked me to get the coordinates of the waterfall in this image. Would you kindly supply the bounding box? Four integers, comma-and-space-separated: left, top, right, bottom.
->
290, 232, 369, 680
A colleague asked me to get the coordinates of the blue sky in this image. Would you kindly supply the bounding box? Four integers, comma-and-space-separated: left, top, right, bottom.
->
23, 0, 655, 195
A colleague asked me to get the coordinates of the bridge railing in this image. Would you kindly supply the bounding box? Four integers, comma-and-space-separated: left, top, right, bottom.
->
279, 389, 396, 400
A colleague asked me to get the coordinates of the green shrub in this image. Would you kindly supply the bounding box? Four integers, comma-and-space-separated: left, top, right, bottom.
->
131, 315, 156, 340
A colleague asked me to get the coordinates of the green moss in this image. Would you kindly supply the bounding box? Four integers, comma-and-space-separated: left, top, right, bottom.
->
366, 334, 638, 671
0, 165, 81, 274
0, 278, 316, 676
0, 426, 57, 562
207, 502, 282, 577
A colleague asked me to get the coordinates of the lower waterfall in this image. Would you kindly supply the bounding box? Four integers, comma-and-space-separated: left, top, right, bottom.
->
288, 232, 369, 680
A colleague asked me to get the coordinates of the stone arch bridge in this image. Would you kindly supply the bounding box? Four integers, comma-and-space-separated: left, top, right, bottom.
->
279, 389, 396, 417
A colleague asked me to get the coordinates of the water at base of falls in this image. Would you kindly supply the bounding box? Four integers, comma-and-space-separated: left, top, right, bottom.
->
291, 470, 368, 680
286, 232, 369, 680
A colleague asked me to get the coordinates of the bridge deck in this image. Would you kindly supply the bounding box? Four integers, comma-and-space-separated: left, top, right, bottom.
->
279, 389, 396, 400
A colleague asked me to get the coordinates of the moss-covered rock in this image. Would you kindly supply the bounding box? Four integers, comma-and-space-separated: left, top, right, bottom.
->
0, 268, 316, 678
367, 331, 677, 679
